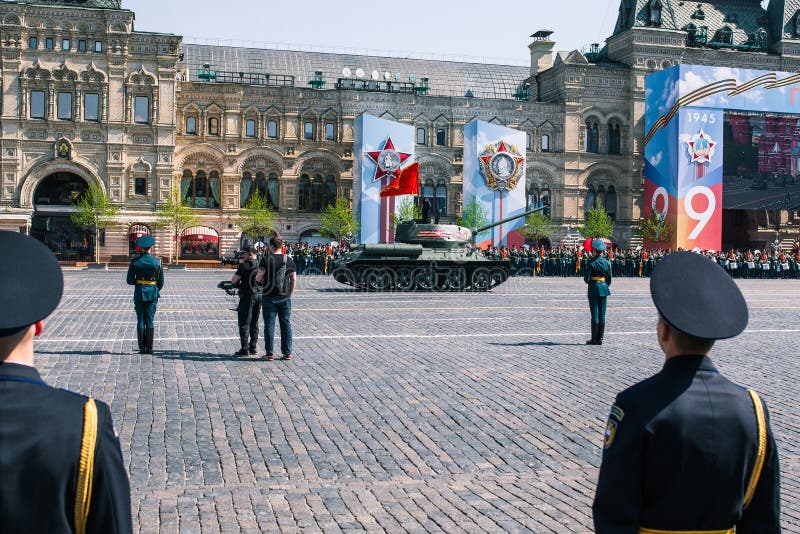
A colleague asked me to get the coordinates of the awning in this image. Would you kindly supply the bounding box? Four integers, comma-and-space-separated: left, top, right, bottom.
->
182, 226, 219, 242
129, 224, 151, 240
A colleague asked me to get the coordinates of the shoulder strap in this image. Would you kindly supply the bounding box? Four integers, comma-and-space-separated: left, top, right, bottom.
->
74, 398, 98, 534
743, 389, 767, 510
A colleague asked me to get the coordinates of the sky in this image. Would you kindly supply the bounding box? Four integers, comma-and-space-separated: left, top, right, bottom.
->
125, 0, 624, 66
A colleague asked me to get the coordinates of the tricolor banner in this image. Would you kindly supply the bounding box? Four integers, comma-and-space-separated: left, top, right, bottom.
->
353, 114, 415, 244
463, 120, 527, 247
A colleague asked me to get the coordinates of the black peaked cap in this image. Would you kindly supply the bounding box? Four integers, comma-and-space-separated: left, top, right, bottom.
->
0, 232, 63, 335
650, 251, 748, 340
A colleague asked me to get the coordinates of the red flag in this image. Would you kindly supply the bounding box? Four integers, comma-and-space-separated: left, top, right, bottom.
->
380, 163, 419, 197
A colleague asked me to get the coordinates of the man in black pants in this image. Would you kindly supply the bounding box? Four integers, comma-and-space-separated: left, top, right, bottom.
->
231, 246, 261, 356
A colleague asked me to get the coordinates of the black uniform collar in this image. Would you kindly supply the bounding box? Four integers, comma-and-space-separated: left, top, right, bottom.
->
662, 355, 717, 373
0, 361, 45, 382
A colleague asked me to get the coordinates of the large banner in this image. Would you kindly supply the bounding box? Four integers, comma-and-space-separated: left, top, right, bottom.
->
645, 64, 800, 250
353, 114, 415, 244
463, 120, 527, 247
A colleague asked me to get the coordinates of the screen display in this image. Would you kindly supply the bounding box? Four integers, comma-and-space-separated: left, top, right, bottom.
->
723, 111, 800, 210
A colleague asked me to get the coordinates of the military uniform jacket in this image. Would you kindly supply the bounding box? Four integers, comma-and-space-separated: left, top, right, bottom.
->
593, 356, 780, 533
584, 256, 612, 297
126, 252, 164, 302
0, 362, 132, 533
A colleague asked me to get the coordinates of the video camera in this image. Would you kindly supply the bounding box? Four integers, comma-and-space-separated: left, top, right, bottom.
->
217, 280, 238, 296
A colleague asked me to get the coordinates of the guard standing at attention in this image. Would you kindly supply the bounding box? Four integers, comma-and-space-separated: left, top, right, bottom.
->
231, 245, 262, 356
593, 251, 781, 533
584, 238, 612, 345
0, 231, 132, 533
126, 235, 164, 354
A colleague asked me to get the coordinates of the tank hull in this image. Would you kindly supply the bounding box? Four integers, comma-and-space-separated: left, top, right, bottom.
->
332, 247, 513, 291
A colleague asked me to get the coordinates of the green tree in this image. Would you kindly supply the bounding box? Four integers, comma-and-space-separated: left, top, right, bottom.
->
70, 183, 119, 264
457, 194, 489, 229
319, 196, 359, 241
391, 196, 421, 225
524, 211, 556, 244
154, 184, 199, 263
580, 201, 614, 239
236, 191, 276, 245
638, 209, 674, 245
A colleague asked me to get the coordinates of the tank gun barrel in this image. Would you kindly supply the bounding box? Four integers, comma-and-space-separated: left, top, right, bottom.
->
472, 206, 546, 236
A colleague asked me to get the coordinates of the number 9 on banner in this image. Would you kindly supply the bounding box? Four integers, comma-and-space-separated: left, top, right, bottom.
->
684, 185, 716, 240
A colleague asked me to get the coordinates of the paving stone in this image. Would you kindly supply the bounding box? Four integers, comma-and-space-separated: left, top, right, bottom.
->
33, 271, 800, 532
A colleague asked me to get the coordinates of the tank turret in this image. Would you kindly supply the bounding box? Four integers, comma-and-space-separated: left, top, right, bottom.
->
333, 207, 546, 291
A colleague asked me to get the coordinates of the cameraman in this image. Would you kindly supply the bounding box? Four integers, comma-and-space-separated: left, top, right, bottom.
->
230, 246, 261, 356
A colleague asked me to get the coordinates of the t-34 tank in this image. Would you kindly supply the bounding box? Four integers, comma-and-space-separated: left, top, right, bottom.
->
333, 207, 543, 291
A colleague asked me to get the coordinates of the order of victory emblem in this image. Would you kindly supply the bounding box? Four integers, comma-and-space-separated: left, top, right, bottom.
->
686, 130, 716, 165
365, 137, 411, 182
479, 140, 524, 192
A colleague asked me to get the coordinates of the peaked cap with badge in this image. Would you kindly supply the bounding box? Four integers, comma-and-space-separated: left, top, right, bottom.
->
0, 231, 63, 337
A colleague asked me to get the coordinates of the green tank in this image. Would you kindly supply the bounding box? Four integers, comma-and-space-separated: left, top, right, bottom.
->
332, 207, 543, 291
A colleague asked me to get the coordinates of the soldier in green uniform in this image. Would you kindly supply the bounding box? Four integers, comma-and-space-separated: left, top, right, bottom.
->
126, 235, 164, 354
584, 238, 612, 345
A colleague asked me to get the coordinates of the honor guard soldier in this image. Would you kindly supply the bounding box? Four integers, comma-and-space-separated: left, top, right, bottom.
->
0, 231, 133, 533
126, 235, 164, 354
585, 238, 612, 345
593, 251, 781, 533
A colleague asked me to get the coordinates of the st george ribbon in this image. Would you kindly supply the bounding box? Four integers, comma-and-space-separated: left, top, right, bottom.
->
353, 114, 415, 244
463, 120, 527, 247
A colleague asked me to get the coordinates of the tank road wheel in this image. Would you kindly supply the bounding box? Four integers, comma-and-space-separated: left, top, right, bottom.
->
471, 268, 491, 291
364, 269, 392, 291
394, 267, 415, 291
414, 269, 435, 291
443, 268, 467, 290
489, 268, 509, 288
332, 267, 356, 287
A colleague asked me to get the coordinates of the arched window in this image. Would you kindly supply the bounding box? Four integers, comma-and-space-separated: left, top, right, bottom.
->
585, 186, 596, 211
596, 185, 607, 210
719, 26, 733, 45
240, 172, 252, 207
252, 171, 267, 203
435, 179, 447, 215
310, 174, 325, 211
267, 172, 280, 210
606, 186, 617, 221
325, 175, 337, 207
208, 117, 220, 136
585, 119, 599, 153
541, 133, 550, 152
649, 0, 662, 26
298, 174, 311, 210
422, 179, 435, 199
527, 186, 540, 210
183, 169, 220, 208
541, 187, 551, 215
299, 159, 340, 211
608, 122, 622, 155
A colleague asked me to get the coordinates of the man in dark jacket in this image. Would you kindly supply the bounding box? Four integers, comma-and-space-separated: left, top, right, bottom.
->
0, 231, 132, 533
255, 237, 296, 361
584, 238, 612, 345
593, 251, 780, 533
231, 245, 261, 356
126, 235, 164, 354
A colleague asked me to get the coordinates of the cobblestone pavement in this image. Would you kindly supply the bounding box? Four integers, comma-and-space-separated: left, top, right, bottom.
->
35, 271, 799, 533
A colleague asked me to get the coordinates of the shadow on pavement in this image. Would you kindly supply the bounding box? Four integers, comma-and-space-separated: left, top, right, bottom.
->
155, 351, 270, 362
488, 341, 582, 347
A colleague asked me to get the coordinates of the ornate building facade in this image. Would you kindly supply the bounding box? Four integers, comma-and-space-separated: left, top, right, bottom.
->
1, 0, 799, 261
